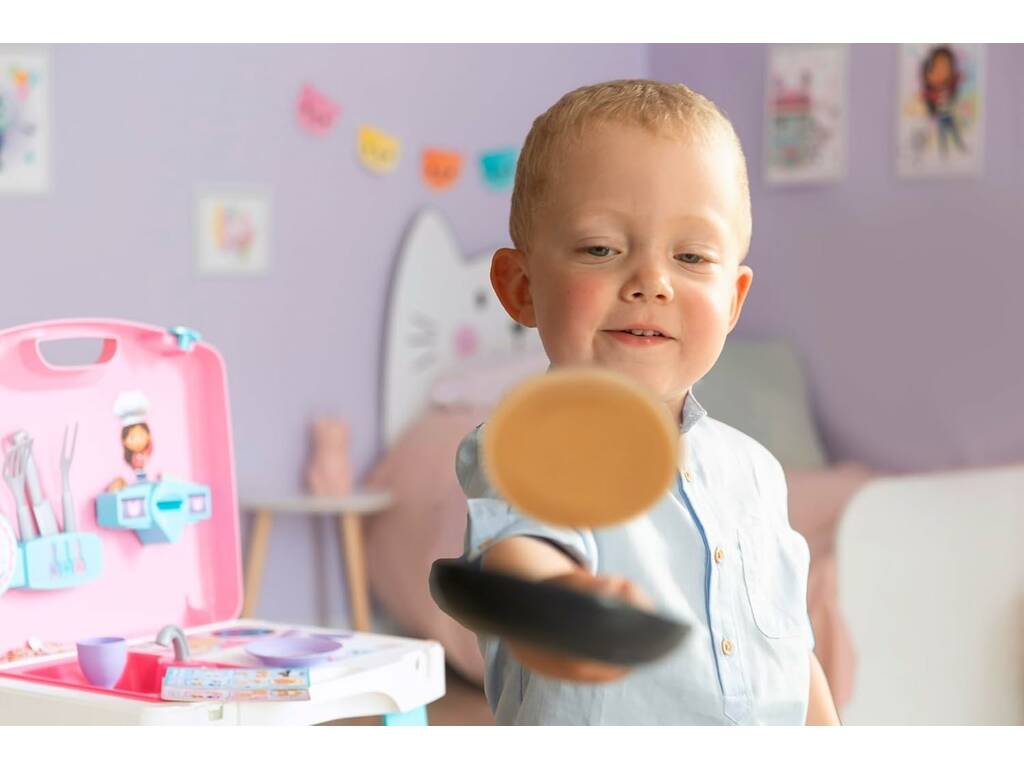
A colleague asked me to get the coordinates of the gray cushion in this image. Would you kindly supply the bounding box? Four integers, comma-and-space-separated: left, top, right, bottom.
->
694, 339, 827, 469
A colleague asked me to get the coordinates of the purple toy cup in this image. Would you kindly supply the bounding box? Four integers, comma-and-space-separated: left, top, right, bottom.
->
76, 636, 127, 688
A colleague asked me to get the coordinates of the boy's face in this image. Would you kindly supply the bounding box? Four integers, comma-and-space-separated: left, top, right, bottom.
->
492, 121, 753, 419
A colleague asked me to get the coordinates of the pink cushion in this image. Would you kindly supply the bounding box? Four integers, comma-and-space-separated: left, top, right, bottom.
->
785, 462, 877, 710
363, 404, 490, 685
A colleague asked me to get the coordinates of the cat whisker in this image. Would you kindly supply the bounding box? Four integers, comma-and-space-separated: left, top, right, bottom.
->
407, 336, 436, 349
410, 313, 437, 331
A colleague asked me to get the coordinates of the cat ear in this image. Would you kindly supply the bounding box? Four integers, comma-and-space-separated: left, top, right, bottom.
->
400, 208, 461, 271
490, 247, 536, 327
382, 207, 466, 446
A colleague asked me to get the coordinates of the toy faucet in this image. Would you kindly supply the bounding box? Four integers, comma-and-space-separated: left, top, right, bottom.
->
155, 625, 191, 662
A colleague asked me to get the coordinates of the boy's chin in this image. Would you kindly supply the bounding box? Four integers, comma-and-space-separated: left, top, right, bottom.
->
591, 363, 688, 404
545, 356, 690, 401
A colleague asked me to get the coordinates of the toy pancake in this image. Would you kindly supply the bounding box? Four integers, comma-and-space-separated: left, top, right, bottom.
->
430, 367, 691, 666
482, 367, 678, 528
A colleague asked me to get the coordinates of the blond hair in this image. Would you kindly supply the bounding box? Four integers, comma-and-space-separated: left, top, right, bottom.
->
509, 79, 752, 257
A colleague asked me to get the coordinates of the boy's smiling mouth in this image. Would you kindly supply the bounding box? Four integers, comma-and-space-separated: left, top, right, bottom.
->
603, 325, 675, 345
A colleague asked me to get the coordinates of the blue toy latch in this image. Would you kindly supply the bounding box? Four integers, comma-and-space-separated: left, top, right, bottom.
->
168, 326, 202, 352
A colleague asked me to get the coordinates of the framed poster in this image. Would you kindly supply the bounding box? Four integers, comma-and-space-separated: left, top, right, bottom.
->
897, 44, 985, 178
195, 187, 271, 276
765, 45, 847, 185
0, 47, 50, 194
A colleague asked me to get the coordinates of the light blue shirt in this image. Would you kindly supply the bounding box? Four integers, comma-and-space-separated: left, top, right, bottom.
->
458, 392, 815, 725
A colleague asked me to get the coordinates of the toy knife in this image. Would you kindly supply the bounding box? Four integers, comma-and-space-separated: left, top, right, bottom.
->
12, 431, 60, 537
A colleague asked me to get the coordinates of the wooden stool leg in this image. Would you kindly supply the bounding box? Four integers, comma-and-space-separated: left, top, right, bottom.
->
242, 508, 274, 618
339, 512, 371, 632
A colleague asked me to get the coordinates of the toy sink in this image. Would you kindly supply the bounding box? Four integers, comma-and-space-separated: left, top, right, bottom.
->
9, 650, 241, 703
0, 319, 444, 725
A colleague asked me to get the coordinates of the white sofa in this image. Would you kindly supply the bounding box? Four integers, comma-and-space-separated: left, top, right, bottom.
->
837, 464, 1024, 724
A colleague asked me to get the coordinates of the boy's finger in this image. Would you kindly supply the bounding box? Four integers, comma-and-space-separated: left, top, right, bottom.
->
508, 640, 632, 683
590, 574, 656, 611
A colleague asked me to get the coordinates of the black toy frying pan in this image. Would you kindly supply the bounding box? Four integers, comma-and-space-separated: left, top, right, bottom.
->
429, 367, 692, 666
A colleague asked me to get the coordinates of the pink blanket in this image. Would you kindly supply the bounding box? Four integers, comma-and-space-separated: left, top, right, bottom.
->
364, 406, 873, 705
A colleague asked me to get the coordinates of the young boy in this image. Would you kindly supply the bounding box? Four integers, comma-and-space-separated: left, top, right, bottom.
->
456, 79, 840, 725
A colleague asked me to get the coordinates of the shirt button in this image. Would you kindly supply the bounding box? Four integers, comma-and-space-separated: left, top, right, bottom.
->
713, 546, 725, 564
683, 470, 694, 483
721, 638, 734, 656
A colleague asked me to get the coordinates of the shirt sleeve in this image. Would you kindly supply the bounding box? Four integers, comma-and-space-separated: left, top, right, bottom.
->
456, 425, 599, 573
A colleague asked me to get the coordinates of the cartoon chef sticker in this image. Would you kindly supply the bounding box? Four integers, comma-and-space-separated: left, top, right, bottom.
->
114, 390, 153, 483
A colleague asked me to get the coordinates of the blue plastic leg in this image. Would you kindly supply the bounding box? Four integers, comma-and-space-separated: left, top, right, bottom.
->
382, 705, 429, 726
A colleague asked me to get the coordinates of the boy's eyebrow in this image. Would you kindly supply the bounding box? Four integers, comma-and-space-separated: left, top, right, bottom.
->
674, 212, 734, 243
566, 209, 733, 243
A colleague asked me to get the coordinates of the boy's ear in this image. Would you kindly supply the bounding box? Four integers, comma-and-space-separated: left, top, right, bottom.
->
490, 247, 537, 327
727, 265, 753, 333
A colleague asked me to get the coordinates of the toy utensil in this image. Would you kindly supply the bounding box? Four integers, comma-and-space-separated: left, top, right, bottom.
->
431, 558, 691, 666
430, 367, 692, 667
60, 423, 78, 533
3, 441, 36, 541
49, 541, 61, 577
12, 432, 59, 537
74, 538, 86, 574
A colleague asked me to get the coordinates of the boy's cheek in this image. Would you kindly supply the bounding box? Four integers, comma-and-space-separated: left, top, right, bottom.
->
679, 283, 735, 318
556, 275, 611, 315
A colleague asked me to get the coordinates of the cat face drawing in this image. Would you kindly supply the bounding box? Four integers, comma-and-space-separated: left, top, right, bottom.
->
381, 208, 543, 444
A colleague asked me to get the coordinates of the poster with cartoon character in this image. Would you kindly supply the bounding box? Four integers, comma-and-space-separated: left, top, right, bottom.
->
898, 44, 985, 178
764, 45, 847, 185
0, 48, 50, 194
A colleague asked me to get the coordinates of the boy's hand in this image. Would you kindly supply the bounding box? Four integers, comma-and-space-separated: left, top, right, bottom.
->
506, 570, 655, 683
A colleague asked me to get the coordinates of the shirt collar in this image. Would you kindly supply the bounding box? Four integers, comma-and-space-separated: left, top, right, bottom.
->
680, 389, 707, 434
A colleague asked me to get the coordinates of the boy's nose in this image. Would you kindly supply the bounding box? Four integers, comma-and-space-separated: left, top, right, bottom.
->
621, 267, 674, 303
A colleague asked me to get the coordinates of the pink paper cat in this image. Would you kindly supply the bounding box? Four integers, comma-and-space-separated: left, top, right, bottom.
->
305, 417, 352, 497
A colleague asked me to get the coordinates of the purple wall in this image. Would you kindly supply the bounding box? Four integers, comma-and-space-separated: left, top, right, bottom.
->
0, 44, 647, 627
4, 44, 1021, 631
651, 44, 1024, 474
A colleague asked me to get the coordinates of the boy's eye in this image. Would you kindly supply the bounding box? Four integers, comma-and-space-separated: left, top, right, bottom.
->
585, 246, 615, 258
676, 253, 705, 264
